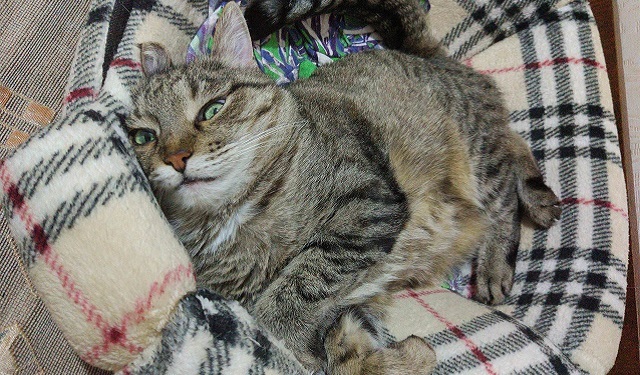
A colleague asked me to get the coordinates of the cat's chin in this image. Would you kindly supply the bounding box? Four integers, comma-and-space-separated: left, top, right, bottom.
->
173, 181, 228, 211
167, 174, 248, 213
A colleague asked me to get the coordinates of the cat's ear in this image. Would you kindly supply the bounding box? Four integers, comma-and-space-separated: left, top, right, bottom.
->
139, 42, 172, 76
211, 2, 256, 69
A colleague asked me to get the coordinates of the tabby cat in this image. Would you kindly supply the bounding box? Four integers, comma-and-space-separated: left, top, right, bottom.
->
127, 0, 561, 373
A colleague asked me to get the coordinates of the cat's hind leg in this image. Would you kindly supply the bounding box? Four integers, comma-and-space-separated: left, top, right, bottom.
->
475, 131, 561, 305
508, 131, 562, 227
474, 193, 521, 305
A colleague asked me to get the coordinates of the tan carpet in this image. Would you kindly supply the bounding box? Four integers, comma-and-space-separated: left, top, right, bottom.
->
0, 0, 108, 373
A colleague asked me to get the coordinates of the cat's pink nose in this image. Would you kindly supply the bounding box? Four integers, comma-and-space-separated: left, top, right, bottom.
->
164, 150, 192, 172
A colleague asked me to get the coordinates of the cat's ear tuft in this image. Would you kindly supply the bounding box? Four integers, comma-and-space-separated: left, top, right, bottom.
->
211, 2, 256, 69
139, 42, 172, 76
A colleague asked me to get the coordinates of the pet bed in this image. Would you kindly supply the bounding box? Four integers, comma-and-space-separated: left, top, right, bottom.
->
0, 0, 628, 373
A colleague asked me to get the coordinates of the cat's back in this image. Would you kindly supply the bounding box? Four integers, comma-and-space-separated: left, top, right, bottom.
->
289, 49, 494, 105
288, 49, 509, 164
287, 50, 446, 141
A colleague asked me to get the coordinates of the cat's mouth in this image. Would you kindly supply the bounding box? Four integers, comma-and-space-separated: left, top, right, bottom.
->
182, 176, 218, 186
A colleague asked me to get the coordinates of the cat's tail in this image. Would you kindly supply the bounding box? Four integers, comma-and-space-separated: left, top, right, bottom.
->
245, 0, 442, 57
508, 131, 562, 228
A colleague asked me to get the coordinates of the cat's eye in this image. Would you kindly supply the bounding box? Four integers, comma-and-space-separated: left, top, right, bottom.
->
130, 128, 157, 146
198, 99, 226, 122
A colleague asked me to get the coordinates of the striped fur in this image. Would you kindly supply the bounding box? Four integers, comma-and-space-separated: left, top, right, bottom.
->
127, 1, 559, 372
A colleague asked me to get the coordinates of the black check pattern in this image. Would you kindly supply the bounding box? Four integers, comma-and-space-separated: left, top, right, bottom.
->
503, 1, 627, 358
442, 0, 560, 59
124, 289, 306, 374
441, 0, 598, 60
425, 310, 584, 374
511, 104, 622, 166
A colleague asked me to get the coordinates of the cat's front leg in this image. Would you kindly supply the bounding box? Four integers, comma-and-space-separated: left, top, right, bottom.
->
251, 245, 381, 372
325, 310, 436, 375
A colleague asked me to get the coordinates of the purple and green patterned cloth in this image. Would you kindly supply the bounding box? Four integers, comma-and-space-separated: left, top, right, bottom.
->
187, 0, 430, 85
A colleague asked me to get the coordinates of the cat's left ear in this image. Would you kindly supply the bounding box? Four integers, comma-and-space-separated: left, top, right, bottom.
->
211, 2, 256, 69
139, 42, 172, 76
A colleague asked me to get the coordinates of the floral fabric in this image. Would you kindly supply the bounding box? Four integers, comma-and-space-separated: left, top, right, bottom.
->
187, 0, 430, 85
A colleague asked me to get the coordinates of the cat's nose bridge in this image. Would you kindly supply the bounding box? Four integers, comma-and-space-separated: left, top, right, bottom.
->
164, 150, 192, 172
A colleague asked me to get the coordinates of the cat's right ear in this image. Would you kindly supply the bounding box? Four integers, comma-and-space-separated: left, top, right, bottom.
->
211, 2, 256, 69
139, 42, 172, 76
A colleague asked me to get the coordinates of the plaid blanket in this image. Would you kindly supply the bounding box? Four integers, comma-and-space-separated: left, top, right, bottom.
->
1, 0, 628, 373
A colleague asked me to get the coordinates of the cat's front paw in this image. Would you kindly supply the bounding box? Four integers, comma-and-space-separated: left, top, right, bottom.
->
326, 313, 436, 375
365, 336, 436, 375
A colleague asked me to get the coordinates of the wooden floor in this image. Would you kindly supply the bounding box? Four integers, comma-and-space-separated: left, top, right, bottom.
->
587, 0, 640, 373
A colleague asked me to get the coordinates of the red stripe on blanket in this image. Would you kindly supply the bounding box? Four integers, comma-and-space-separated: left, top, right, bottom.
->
46, 250, 109, 330
0, 162, 108, 328
394, 289, 449, 299
469, 57, 606, 75
128, 264, 194, 324
83, 325, 145, 363
84, 263, 194, 362
63, 87, 96, 104
110, 57, 141, 69
32, 224, 51, 255
0, 162, 190, 364
562, 197, 628, 219
406, 289, 498, 375
7, 184, 25, 210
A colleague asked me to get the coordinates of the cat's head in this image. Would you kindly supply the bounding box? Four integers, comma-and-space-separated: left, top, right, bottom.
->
128, 2, 297, 213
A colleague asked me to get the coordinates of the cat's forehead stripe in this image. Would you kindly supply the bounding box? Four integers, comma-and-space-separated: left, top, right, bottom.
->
179, 79, 202, 122
130, 114, 160, 131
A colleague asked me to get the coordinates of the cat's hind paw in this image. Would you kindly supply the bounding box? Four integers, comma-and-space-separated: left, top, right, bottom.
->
474, 259, 514, 305
519, 176, 562, 228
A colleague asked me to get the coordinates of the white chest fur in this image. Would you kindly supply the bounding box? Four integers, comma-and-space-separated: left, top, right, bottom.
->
206, 203, 254, 255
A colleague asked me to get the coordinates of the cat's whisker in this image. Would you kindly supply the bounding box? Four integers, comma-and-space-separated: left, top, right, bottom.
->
221, 143, 271, 162
235, 134, 280, 150
233, 133, 276, 150
203, 142, 271, 165
233, 121, 305, 147
211, 134, 273, 161
205, 123, 300, 163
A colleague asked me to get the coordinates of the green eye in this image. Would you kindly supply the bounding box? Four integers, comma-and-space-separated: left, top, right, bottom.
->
199, 99, 226, 121
130, 128, 157, 146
